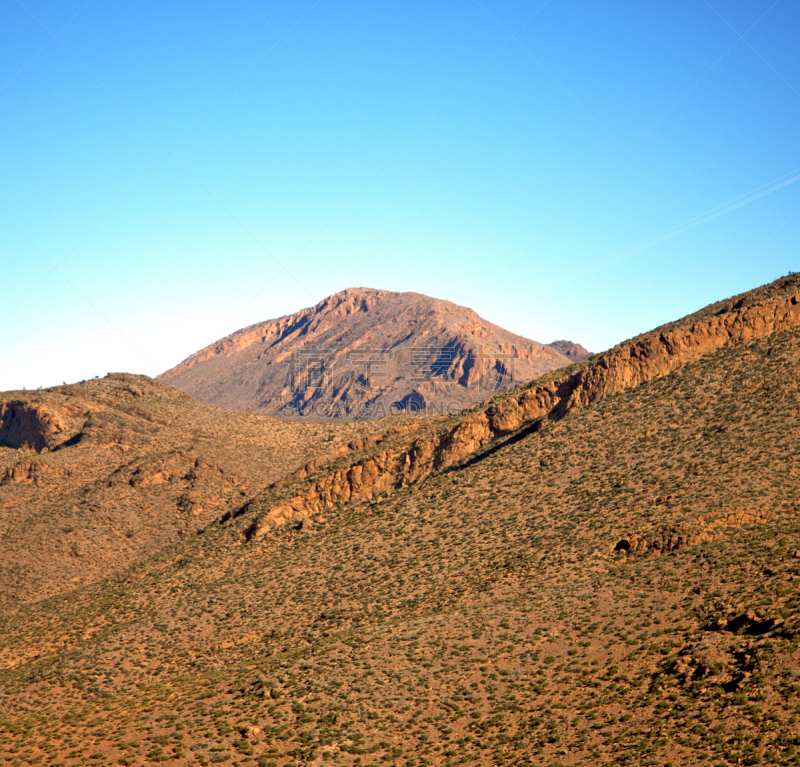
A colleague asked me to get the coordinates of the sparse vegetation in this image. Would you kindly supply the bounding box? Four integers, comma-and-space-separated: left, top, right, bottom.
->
1, 275, 799, 765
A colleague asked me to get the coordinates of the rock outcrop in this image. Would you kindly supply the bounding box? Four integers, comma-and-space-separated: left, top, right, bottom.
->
0, 459, 69, 486
613, 509, 776, 556
0, 399, 79, 452
246, 280, 800, 539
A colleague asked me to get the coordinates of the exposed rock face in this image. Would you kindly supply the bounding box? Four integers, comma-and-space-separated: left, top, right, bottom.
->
246, 279, 800, 539
159, 288, 587, 418
0, 400, 79, 452
0, 460, 69, 486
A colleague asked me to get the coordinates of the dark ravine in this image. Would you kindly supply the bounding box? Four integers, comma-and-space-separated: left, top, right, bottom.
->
245, 280, 800, 540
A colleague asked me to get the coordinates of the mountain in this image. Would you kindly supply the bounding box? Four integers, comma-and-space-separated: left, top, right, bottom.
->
1, 274, 799, 767
158, 288, 591, 418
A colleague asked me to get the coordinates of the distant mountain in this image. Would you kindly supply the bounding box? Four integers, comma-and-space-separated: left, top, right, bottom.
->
547, 339, 592, 360
158, 288, 590, 418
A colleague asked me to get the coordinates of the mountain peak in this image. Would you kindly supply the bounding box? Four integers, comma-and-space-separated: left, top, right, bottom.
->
159, 289, 588, 418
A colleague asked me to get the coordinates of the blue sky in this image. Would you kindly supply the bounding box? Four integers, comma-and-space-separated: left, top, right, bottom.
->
2, 0, 799, 391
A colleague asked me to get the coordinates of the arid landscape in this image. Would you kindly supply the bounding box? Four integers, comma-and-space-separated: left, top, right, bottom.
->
1, 274, 799, 766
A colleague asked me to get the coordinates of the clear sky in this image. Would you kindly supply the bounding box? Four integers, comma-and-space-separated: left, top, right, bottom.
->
2, 0, 799, 391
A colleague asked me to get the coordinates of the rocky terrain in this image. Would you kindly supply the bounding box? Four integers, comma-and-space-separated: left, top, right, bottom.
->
1, 274, 799, 767
159, 289, 589, 419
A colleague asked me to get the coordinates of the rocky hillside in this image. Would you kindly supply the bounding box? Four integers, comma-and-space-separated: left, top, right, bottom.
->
1, 274, 799, 767
158, 288, 589, 418
240, 273, 800, 537
0, 375, 395, 610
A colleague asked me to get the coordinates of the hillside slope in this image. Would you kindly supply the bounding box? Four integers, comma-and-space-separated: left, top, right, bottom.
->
0, 375, 402, 610
1, 275, 799, 767
159, 288, 589, 418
